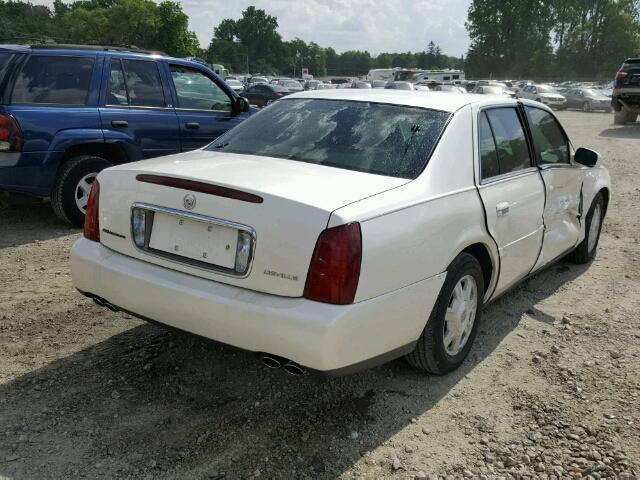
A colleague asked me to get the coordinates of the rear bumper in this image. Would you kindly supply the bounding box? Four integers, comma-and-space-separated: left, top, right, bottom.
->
70, 238, 446, 373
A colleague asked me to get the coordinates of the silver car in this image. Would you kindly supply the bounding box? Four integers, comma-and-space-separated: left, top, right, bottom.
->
564, 88, 612, 113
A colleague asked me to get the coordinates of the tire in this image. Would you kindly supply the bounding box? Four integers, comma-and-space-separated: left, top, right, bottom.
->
627, 111, 638, 123
614, 108, 629, 125
51, 155, 111, 228
406, 253, 484, 375
583, 101, 591, 113
566, 192, 605, 264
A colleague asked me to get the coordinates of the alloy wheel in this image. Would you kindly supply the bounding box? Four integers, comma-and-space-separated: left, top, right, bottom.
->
75, 173, 97, 214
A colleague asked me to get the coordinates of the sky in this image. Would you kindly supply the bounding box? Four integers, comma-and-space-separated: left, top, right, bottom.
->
31, 0, 473, 57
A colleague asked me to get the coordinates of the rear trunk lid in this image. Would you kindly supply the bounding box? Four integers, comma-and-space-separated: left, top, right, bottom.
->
98, 150, 409, 297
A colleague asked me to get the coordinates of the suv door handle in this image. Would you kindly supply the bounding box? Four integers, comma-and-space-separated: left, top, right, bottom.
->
111, 120, 128, 128
496, 202, 510, 216
185, 122, 200, 129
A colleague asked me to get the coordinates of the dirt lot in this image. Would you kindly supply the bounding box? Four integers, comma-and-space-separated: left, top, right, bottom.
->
0, 111, 638, 480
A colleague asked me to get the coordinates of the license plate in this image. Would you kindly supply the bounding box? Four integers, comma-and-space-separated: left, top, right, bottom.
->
149, 212, 238, 268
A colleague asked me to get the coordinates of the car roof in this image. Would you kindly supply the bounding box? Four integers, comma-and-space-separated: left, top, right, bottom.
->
287, 89, 521, 113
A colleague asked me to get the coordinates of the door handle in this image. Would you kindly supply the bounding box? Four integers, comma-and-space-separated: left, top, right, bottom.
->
111, 120, 128, 128
496, 202, 510, 216
185, 122, 200, 129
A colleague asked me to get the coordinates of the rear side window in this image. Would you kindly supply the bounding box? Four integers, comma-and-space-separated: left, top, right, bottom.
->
524, 106, 570, 165
478, 111, 499, 179
122, 59, 165, 108
12, 55, 95, 105
480, 108, 531, 179
0, 53, 14, 103
0, 53, 12, 83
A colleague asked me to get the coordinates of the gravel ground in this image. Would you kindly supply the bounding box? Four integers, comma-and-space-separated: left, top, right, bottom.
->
0, 110, 638, 480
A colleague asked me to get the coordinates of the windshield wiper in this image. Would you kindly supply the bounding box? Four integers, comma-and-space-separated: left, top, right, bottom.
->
212, 142, 229, 149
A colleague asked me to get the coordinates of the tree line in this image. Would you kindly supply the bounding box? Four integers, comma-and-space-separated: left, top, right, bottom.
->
1, 0, 638, 80
466, 0, 640, 80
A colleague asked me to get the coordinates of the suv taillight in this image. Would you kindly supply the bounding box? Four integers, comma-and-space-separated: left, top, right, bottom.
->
303, 223, 361, 305
0, 114, 23, 152
616, 71, 629, 79
83, 179, 100, 242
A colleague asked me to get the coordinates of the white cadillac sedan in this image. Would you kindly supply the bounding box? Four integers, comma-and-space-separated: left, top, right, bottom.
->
70, 90, 610, 376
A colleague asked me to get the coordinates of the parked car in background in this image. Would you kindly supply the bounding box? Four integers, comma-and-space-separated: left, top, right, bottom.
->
278, 79, 303, 92
71, 89, 610, 377
385, 81, 414, 90
225, 78, 244, 93
316, 83, 337, 90
243, 84, 291, 107
612, 58, 640, 124
371, 80, 387, 88
563, 88, 612, 113
432, 84, 466, 94
247, 76, 268, 87
305, 80, 322, 90
518, 84, 567, 109
472, 85, 516, 97
352, 81, 372, 89
0, 44, 251, 226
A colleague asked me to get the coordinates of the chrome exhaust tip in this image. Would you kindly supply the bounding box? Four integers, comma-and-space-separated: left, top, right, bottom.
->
261, 355, 285, 369
283, 361, 305, 376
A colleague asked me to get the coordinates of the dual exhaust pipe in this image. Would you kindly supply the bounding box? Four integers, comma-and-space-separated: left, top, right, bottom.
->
261, 354, 306, 376
92, 295, 305, 376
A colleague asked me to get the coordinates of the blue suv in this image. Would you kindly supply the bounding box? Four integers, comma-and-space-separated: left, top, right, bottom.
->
0, 44, 252, 226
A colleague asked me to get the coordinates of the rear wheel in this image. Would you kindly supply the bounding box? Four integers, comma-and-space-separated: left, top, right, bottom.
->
406, 253, 484, 375
566, 192, 604, 264
51, 155, 111, 227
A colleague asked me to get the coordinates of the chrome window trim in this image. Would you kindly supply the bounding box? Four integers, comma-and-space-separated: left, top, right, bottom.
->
130, 202, 257, 279
479, 167, 540, 186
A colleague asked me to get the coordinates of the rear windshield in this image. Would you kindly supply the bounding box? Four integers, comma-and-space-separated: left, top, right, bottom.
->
207, 98, 451, 179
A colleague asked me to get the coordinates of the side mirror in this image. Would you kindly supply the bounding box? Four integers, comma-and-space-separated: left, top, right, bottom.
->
235, 97, 250, 114
574, 147, 600, 167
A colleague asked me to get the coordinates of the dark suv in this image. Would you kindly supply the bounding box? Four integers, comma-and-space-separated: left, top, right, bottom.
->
612, 58, 640, 125
0, 44, 251, 226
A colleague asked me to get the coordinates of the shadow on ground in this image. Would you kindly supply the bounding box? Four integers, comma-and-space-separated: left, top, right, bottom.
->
0, 204, 76, 248
598, 123, 640, 139
0, 259, 589, 479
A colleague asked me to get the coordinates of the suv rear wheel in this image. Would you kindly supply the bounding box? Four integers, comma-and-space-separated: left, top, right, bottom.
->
51, 155, 111, 227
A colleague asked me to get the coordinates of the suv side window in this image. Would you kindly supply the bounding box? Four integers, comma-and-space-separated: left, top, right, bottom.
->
12, 55, 95, 105
122, 59, 165, 108
484, 107, 532, 175
524, 106, 570, 165
170, 65, 231, 112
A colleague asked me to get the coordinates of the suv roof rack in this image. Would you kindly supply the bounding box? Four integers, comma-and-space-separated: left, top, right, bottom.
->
28, 43, 169, 56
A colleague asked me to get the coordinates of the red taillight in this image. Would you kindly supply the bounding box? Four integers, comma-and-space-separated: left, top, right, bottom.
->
83, 179, 100, 241
617, 71, 629, 79
303, 223, 362, 305
274, 92, 284, 97
0, 114, 24, 152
